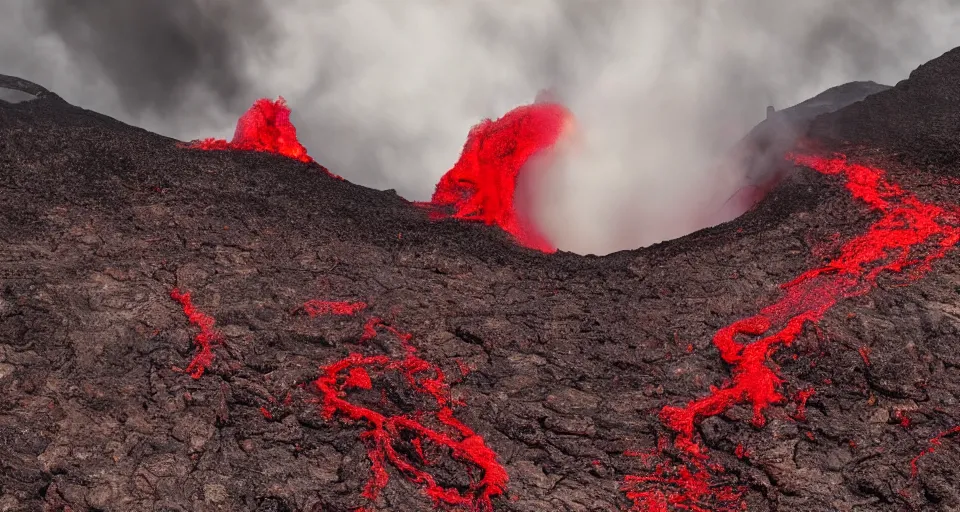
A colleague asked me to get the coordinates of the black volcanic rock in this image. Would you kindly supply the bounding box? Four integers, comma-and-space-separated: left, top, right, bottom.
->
711, 81, 890, 226
0, 74, 63, 104
1, 50, 960, 512
767, 80, 891, 126
810, 47, 960, 173
745, 80, 892, 183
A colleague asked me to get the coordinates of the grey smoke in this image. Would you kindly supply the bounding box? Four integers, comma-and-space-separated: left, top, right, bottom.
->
35, 0, 266, 113
2, 0, 960, 254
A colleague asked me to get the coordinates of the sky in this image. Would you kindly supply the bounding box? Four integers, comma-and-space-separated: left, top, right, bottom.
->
3, 0, 960, 254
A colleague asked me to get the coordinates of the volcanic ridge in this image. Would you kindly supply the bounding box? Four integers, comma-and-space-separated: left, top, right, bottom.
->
2, 47, 960, 512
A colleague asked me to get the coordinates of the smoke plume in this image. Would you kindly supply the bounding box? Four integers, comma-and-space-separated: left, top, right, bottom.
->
3, 0, 960, 254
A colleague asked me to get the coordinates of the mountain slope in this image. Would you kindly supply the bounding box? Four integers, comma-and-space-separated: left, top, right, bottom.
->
1, 47, 960, 512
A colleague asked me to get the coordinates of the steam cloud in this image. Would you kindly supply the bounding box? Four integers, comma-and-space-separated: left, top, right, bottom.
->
4, 0, 960, 254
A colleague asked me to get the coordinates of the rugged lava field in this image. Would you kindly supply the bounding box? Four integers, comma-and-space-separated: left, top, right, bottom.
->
2, 48, 960, 511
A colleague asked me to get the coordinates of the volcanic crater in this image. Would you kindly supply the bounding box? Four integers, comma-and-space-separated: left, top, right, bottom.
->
2, 47, 960, 512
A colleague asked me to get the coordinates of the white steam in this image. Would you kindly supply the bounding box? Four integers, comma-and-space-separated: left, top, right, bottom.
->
4, 0, 960, 254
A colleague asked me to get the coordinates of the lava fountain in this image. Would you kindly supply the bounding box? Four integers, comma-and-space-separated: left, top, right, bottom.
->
423, 97, 577, 253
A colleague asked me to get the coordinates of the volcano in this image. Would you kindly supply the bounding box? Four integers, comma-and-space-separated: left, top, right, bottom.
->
2, 44, 960, 512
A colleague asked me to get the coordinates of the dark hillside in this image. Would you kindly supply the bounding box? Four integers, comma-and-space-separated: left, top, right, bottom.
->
1, 46, 960, 511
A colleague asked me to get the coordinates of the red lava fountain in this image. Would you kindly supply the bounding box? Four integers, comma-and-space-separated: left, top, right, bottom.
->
625, 153, 960, 510
187, 97, 343, 180
191, 93, 570, 251
424, 101, 576, 253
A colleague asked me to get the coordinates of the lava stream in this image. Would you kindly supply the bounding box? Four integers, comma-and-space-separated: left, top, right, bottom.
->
169, 288, 222, 379
312, 314, 508, 511
624, 154, 960, 510
169, 294, 508, 510
660, 153, 960, 456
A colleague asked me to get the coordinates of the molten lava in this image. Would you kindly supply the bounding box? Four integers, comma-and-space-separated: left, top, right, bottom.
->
425, 101, 575, 253
169, 294, 507, 509
169, 288, 222, 379
311, 312, 508, 511
302, 299, 367, 317
661, 153, 960, 455
622, 439, 744, 512
910, 425, 960, 478
190, 97, 310, 162
627, 153, 960, 510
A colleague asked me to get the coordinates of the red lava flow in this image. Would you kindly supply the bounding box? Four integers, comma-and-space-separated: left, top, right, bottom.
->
910, 425, 960, 477
311, 307, 508, 511
423, 101, 575, 253
169, 294, 507, 510
629, 153, 960, 510
169, 288, 222, 379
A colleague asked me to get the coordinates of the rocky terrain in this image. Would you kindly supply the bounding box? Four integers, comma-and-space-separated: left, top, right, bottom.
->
2, 47, 960, 511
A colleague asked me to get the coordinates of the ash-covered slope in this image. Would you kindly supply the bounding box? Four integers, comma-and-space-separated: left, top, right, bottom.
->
744, 80, 892, 179
711, 81, 890, 226
767, 80, 891, 126
1, 50, 960, 512
810, 46, 960, 173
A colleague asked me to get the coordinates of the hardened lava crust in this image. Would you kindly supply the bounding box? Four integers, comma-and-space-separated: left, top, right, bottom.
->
1, 50, 960, 511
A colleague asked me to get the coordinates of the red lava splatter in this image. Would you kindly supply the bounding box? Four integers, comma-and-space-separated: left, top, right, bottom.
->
627, 153, 960, 509
311, 308, 508, 510
169, 288, 223, 379
734, 444, 750, 459
422, 100, 575, 253
910, 425, 960, 477
259, 406, 274, 420
792, 388, 816, 422
858, 346, 872, 366
895, 410, 911, 429
303, 299, 368, 317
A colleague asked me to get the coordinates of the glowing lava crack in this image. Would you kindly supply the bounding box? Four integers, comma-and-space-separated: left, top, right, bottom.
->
313, 314, 508, 511
625, 153, 960, 511
170, 295, 507, 511
169, 288, 222, 379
